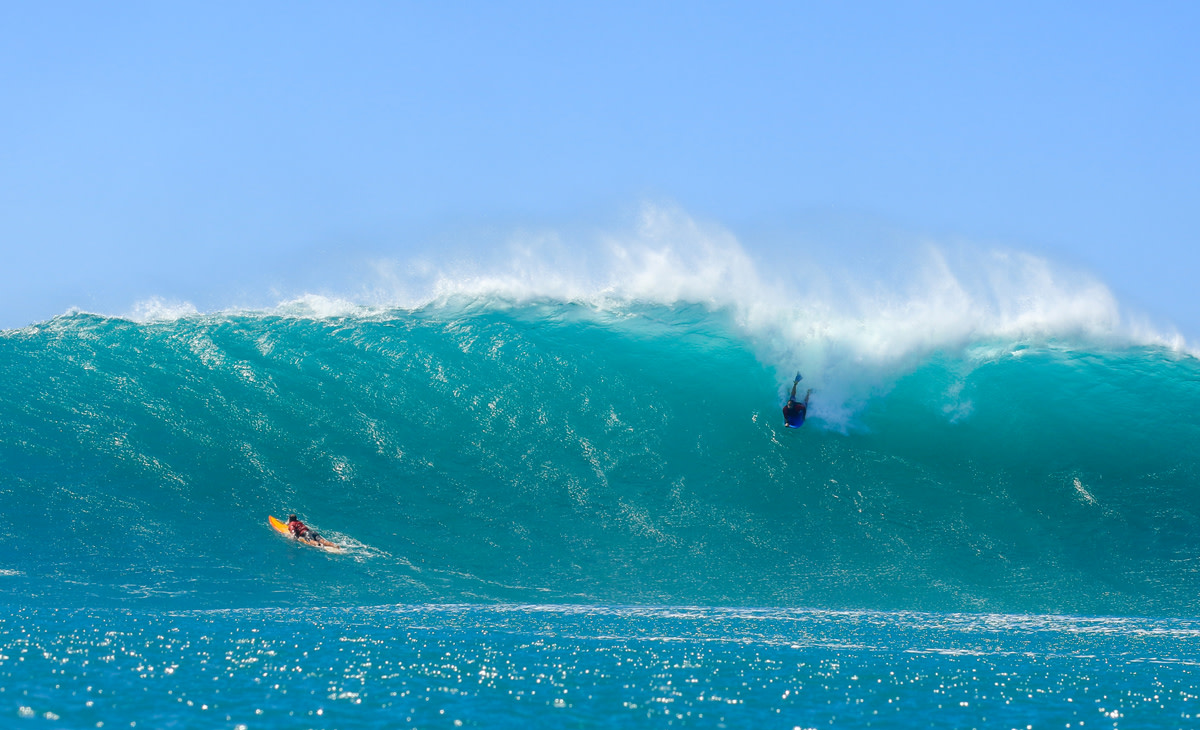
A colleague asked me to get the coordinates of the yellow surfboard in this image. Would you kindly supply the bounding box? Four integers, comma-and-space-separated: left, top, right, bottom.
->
268, 515, 342, 551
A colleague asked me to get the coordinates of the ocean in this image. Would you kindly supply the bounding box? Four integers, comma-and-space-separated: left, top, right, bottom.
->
3, 270, 1200, 727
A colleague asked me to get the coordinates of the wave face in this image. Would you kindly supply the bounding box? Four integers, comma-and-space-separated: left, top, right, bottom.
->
2, 297, 1199, 615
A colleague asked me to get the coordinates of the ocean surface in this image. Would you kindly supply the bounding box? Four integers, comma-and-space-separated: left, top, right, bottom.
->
3, 283, 1200, 727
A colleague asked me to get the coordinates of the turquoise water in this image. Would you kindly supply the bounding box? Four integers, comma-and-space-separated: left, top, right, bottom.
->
2, 299, 1200, 726
3, 605, 1198, 729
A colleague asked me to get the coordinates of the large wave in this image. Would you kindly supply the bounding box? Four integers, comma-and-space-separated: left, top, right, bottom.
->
3, 211, 1198, 615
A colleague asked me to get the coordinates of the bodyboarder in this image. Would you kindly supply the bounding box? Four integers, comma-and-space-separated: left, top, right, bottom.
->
782, 373, 811, 428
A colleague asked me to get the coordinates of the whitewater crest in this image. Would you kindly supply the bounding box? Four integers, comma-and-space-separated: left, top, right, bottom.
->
117, 207, 1187, 357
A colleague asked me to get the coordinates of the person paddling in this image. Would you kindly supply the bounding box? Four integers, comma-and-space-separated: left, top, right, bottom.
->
286, 514, 338, 548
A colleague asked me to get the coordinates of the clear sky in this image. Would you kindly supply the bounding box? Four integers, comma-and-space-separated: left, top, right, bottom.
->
3, 1, 1198, 336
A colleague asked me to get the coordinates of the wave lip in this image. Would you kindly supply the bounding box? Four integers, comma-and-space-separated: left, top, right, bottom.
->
25, 207, 1193, 361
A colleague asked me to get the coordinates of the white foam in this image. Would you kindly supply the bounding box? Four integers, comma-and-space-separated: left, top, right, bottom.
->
126, 297, 200, 323
271, 293, 373, 319
401, 207, 1169, 359
125, 293, 387, 323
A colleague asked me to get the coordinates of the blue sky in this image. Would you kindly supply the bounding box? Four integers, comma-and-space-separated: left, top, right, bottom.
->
3, 2, 1198, 335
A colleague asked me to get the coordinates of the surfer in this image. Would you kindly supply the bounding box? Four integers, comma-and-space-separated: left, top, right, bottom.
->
286, 514, 337, 548
782, 373, 811, 428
